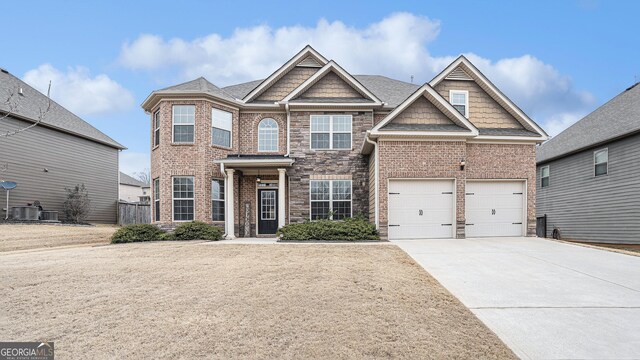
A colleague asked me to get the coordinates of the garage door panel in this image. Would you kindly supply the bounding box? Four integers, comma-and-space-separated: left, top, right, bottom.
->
388, 179, 454, 240
465, 181, 524, 238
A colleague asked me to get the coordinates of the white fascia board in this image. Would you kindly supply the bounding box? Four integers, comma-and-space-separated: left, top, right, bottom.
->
369, 130, 476, 138
242, 46, 329, 102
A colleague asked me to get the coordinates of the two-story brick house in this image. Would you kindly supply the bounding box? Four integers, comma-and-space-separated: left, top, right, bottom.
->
142, 46, 547, 240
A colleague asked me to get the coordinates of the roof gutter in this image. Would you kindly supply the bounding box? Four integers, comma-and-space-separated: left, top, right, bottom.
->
285, 102, 291, 157
364, 132, 379, 229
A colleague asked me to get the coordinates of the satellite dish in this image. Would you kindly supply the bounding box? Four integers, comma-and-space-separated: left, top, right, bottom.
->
0, 181, 17, 190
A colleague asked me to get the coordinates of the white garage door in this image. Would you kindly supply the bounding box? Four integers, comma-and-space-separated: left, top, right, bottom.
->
465, 181, 525, 237
388, 179, 455, 240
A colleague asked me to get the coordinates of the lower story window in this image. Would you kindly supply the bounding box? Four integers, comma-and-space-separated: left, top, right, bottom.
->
310, 180, 352, 220
211, 179, 225, 221
173, 176, 194, 221
153, 178, 160, 222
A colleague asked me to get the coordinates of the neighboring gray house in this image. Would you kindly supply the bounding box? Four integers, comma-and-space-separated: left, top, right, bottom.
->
119, 172, 150, 204
0, 67, 125, 223
536, 83, 640, 244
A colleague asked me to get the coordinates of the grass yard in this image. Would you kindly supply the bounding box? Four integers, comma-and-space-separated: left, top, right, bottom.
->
0, 224, 117, 252
0, 242, 515, 359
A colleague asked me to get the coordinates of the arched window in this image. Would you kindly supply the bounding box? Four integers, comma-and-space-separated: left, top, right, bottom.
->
258, 118, 278, 152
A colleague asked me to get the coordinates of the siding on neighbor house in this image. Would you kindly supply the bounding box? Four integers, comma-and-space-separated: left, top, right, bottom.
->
0, 116, 119, 223
536, 132, 640, 244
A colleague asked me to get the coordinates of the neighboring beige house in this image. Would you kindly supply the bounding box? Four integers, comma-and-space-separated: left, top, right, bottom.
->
119, 172, 150, 204
142, 46, 547, 240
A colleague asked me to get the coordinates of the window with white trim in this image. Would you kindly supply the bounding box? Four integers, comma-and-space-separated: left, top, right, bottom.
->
153, 178, 160, 221
172, 105, 195, 143
594, 148, 608, 176
449, 90, 469, 118
310, 180, 352, 220
173, 176, 194, 221
211, 179, 225, 221
310, 115, 352, 150
540, 166, 549, 188
153, 110, 160, 147
258, 118, 278, 152
212, 108, 232, 147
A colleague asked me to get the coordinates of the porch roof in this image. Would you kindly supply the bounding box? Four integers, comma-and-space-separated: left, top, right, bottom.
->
214, 154, 295, 168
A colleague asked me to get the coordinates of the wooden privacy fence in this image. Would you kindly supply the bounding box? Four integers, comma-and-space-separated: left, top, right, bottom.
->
118, 201, 151, 225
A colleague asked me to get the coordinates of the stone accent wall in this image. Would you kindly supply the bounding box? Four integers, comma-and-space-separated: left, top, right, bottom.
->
150, 99, 238, 226
466, 143, 537, 236
434, 79, 523, 129
299, 71, 364, 99
238, 112, 287, 154
388, 96, 455, 125
287, 111, 372, 222
377, 140, 537, 239
368, 149, 376, 223
256, 67, 318, 101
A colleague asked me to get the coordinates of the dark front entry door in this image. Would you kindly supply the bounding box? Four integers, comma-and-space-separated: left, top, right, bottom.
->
258, 189, 278, 234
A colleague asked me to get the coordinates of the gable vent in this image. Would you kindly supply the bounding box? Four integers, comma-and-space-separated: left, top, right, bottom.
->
297, 56, 323, 68
445, 66, 473, 81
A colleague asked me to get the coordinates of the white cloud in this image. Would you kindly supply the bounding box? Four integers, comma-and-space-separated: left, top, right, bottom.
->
119, 12, 595, 133
23, 64, 135, 116
544, 112, 589, 137
119, 151, 150, 176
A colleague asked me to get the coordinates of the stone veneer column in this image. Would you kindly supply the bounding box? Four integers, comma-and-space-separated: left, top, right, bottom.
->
225, 168, 236, 239
277, 168, 286, 230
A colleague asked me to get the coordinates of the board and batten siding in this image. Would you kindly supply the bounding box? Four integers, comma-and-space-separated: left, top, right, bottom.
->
0, 116, 120, 223
536, 132, 640, 244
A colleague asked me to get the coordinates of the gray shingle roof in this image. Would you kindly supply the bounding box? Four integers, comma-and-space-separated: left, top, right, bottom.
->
159, 77, 237, 102
380, 123, 469, 132
537, 83, 640, 163
0, 68, 125, 149
479, 128, 541, 136
221, 75, 419, 108
119, 171, 148, 187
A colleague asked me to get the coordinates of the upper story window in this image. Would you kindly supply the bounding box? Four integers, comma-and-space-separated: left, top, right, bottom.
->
153, 111, 160, 147
449, 90, 469, 118
173, 176, 194, 221
310, 115, 352, 150
540, 166, 549, 188
172, 105, 195, 143
212, 108, 232, 148
594, 148, 608, 176
258, 118, 279, 152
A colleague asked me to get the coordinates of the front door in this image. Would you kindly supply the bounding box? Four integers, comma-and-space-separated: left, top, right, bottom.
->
258, 189, 278, 234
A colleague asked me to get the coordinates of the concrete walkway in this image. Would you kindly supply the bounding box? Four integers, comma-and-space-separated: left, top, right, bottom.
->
393, 237, 640, 360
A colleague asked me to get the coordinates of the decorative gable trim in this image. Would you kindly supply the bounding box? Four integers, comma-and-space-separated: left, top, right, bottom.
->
446, 66, 473, 81
242, 45, 329, 102
371, 84, 478, 136
430, 56, 548, 139
297, 56, 323, 68
281, 61, 382, 105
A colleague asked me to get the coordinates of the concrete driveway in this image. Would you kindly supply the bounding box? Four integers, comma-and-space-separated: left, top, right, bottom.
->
393, 237, 640, 360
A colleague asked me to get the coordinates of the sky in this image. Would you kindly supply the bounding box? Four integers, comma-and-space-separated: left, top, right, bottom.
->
2, 0, 639, 175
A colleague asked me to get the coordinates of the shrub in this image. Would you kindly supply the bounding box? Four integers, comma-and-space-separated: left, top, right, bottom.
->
111, 224, 165, 243
277, 216, 378, 241
63, 184, 91, 223
169, 221, 223, 241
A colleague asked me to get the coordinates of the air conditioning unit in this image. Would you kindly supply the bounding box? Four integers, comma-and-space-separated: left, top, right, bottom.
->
11, 206, 39, 221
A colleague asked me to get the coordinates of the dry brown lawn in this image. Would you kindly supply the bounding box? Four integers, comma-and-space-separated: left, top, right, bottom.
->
0, 242, 515, 359
0, 224, 117, 252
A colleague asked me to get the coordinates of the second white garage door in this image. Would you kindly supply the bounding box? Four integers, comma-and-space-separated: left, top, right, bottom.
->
465, 181, 525, 237
388, 179, 455, 240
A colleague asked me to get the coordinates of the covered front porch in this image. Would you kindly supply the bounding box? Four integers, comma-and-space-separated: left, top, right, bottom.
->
215, 155, 294, 239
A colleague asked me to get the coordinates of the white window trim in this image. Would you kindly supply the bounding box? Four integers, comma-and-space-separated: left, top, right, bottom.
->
212, 108, 233, 148
258, 118, 279, 152
449, 90, 469, 118
153, 111, 161, 147
172, 105, 195, 144
540, 165, 550, 188
310, 115, 353, 150
211, 179, 225, 222
153, 178, 160, 222
309, 179, 353, 220
172, 176, 195, 222
594, 148, 608, 177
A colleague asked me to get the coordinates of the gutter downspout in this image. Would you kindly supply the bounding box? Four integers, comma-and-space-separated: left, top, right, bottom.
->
285, 102, 291, 157
364, 132, 379, 229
